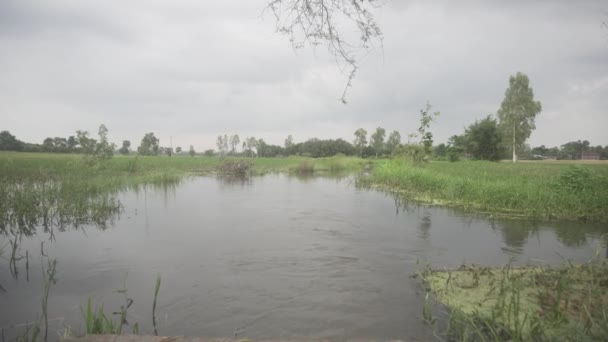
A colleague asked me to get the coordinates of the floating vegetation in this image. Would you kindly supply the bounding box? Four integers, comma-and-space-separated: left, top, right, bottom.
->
419, 258, 608, 341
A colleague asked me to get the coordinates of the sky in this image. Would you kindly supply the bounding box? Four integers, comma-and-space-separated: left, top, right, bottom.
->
1, 0, 607, 151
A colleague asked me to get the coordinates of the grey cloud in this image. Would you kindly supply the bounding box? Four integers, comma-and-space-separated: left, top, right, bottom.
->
1, 0, 607, 151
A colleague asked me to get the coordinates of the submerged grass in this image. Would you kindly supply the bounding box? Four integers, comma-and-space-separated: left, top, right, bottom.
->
360, 159, 608, 222
420, 257, 608, 341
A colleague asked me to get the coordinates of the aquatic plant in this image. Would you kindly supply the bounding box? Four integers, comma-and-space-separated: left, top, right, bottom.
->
420, 258, 608, 341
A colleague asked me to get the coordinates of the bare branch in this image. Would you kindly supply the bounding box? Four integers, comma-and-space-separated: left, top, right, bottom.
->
266, 0, 383, 103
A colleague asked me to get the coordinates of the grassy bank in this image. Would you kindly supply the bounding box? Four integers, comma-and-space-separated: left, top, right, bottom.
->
360, 159, 608, 222
420, 259, 608, 341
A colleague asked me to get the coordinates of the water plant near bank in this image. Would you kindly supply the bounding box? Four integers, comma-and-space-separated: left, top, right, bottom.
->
419, 256, 608, 341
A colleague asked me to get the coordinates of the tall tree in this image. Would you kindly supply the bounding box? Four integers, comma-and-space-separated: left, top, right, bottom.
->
230, 134, 240, 154
216, 135, 225, 156
119, 140, 131, 155
370, 127, 386, 157
138, 132, 160, 156
497, 72, 542, 163
67, 135, 77, 151
284, 134, 294, 149
189, 145, 196, 157
386, 130, 401, 155
245, 137, 258, 157
353, 128, 368, 157
95, 124, 115, 160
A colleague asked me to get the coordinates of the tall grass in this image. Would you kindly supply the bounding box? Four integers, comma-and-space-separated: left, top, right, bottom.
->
360, 159, 608, 222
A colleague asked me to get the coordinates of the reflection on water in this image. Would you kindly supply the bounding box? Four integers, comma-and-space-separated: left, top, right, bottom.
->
0, 174, 607, 340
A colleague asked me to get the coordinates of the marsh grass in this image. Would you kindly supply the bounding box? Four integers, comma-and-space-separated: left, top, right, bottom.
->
420, 258, 608, 341
360, 159, 608, 222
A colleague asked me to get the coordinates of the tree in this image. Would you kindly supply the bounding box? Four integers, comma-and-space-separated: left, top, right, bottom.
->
176, 146, 182, 154
370, 127, 386, 157
119, 140, 131, 155
267, 0, 383, 103
203, 149, 215, 157
76, 130, 96, 155
434, 143, 447, 159
284, 134, 294, 149
418, 102, 440, 156
0, 130, 24, 151
138, 132, 160, 156
94, 124, 115, 160
497, 72, 542, 163
189, 145, 196, 157
464, 115, 503, 161
353, 128, 367, 157
216, 135, 230, 156
67, 135, 77, 151
229, 134, 240, 154
53, 137, 68, 152
244, 137, 258, 158
43, 137, 55, 152
164, 147, 173, 157
386, 130, 401, 155
561, 140, 590, 160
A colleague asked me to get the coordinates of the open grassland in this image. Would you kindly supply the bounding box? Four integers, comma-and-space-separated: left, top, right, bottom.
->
421, 259, 608, 341
361, 159, 608, 222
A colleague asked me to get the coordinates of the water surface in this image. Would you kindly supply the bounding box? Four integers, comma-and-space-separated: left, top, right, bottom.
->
1, 174, 605, 340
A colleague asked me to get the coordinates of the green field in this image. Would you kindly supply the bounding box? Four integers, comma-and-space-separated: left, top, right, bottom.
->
360, 158, 608, 222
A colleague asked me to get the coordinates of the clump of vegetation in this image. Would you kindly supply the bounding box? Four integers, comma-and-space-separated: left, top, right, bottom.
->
293, 159, 315, 173
420, 258, 608, 341
555, 165, 595, 193
216, 159, 254, 175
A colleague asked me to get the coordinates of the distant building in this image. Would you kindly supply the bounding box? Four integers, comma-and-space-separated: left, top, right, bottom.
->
581, 151, 600, 160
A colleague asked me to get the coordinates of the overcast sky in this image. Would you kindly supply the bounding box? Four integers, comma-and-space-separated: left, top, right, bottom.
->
1, 0, 607, 151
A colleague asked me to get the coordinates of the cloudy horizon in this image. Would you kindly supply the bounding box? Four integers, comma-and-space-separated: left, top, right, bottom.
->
1, 0, 607, 152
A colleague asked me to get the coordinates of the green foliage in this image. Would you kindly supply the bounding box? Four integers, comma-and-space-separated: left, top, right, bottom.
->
555, 166, 594, 193
118, 140, 130, 155
370, 127, 386, 157
465, 115, 503, 161
137, 132, 160, 156
386, 130, 401, 155
396, 143, 427, 164
0, 130, 25, 151
353, 128, 368, 157
81, 298, 120, 335
77, 124, 115, 166
497, 72, 542, 162
360, 159, 608, 222
152, 274, 161, 336
417, 102, 440, 156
